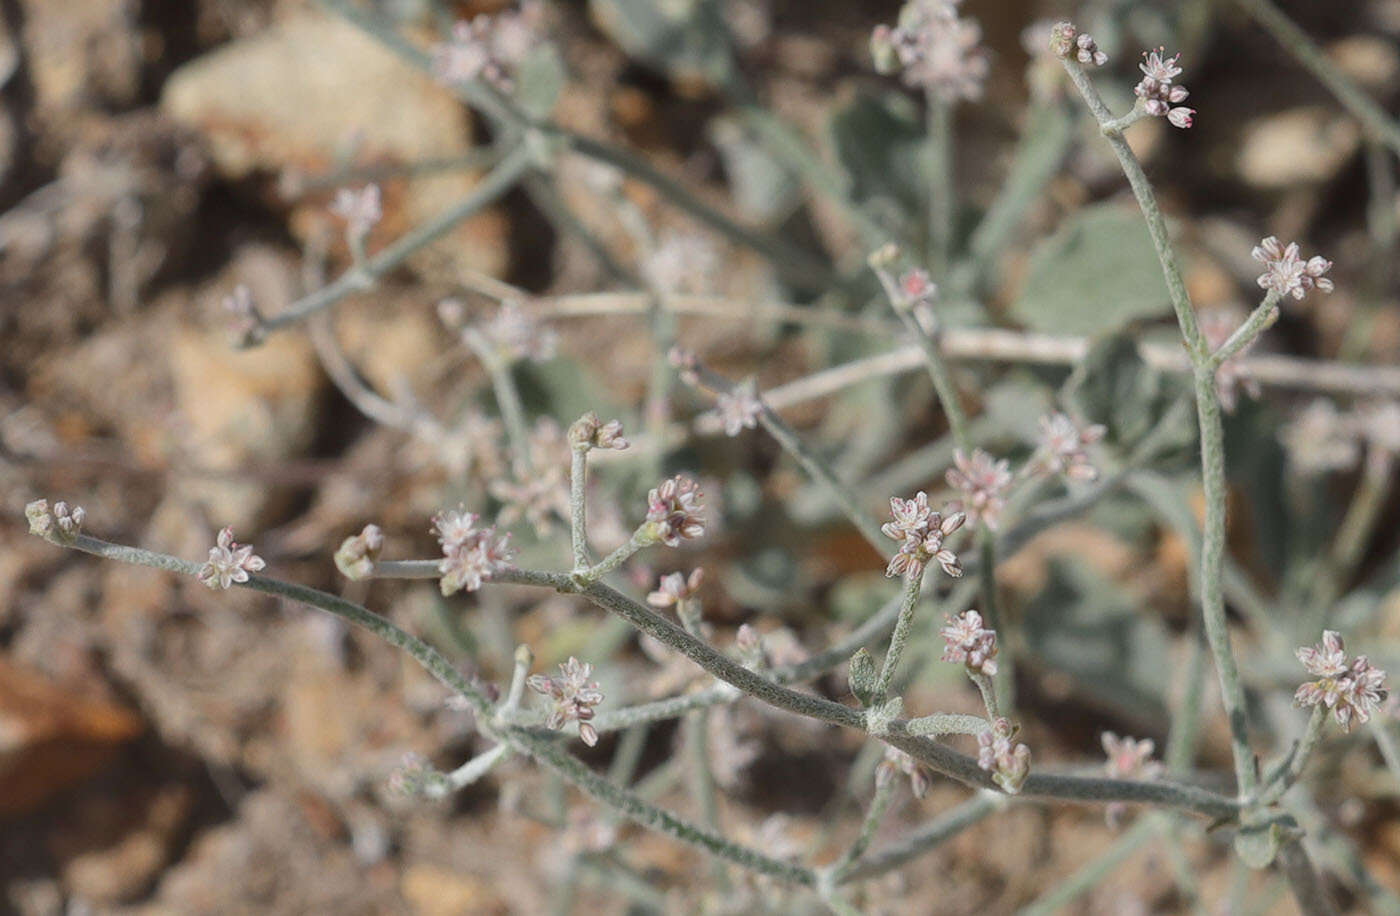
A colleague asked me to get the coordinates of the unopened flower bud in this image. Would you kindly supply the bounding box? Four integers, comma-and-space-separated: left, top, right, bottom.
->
335, 524, 385, 580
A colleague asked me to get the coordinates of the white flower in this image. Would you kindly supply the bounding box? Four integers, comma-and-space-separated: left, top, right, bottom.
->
479, 301, 558, 363
198, 527, 266, 590
1133, 48, 1194, 129
642, 231, 719, 295
977, 718, 1031, 794
334, 524, 384, 580
331, 184, 382, 244
716, 380, 763, 437
430, 2, 544, 90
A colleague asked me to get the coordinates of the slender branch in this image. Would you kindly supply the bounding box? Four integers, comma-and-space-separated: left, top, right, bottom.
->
828, 779, 896, 881
1062, 54, 1257, 800
1017, 814, 1165, 916
47, 533, 815, 886
254, 146, 534, 339
1277, 836, 1340, 916
1210, 291, 1282, 369
926, 92, 955, 275
905, 713, 988, 737
875, 570, 928, 701
1259, 706, 1327, 806
1234, 0, 1400, 157
492, 568, 1241, 820
461, 327, 532, 472
569, 448, 589, 570
836, 792, 1003, 883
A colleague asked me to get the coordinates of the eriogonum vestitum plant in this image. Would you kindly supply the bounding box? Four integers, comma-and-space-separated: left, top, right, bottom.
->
22, 2, 1400, 907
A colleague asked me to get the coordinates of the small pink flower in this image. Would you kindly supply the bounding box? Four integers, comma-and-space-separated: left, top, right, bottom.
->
876, 746, 931, 799
528, 656, 605, 746
198, 527, 266, 590
945, 448, 1013, 530
568, 411, 629, 452
642, 231, 719, 295
1252, 236, 1334, 300
1033, 412, 1106, 482
645, 475, 706, 547
941, 609, 998, 676
432, 507, 515, 595
1101, 732, 1162, 827
1133, 48, 1193, 129
899, 268, 936, 305
479, 302, 557, 363
1048, 23, 1106, 66
647, 568, 704, 608
1166, 107, 1194, 129
882, 492, 965, 579
872, 1, 988, 100
430, 2, 543, 90
1294, 631, 1389, 731
978, 718, 1031, 794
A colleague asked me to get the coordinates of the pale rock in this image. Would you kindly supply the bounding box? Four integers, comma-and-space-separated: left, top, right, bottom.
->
161, 12, 506, 277
1238, 108, 1361, 187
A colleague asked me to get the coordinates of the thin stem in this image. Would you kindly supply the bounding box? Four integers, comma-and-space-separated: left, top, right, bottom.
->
569, 448, 589, 570
875, 571, 927, 701
254, 146, 533, 339
461, 327, 531, 472
677, 361, 888, 553
492, 568, 1241, 820
1259, 705, 1327, 806
1234, 0, 1400, 157
950, 98, 1074, 296
1017, 814, 1164, 916
969, 672, 1000, 722
1277, 836, 1340, 916
1209, 291, 1282, 369
429, 743, 511, 798
51, 534, 815, 886
926, 93, 955, 275
1062, 55, 1257, 800
579, 533, 644, 583
1370, 719, 1400, 785
904, 713, 988, 738
978, 529, 1013, 713
530, 294, 1400, 399
684, 709, 728, 887
1307, 448, 1397, 634
829, 780, 896, 880
836, 792, 1003, 883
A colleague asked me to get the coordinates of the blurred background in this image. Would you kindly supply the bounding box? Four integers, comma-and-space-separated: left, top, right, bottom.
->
1, 0, 1398, 913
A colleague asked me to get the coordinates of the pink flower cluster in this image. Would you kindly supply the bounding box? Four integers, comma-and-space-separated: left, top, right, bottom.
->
945, 448, 1013, 530
430, 2, 543, 91
1033, 412, 1106, 482
528, 656, 605, 746
644, 476, 707, 547
1048, 22, 1106, 67
1295, 631, 1387, 731
1134, 49, 1194, 129
870, 1, 989, 101
940, 609, 997, 676
1252, 236, 1334, 301
876, 746, 932, 799
882, 491, 966, 579
432, 507, 515, 596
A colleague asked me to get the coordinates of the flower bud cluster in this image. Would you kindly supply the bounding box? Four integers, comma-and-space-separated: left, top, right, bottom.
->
1134, 48, 1194, 128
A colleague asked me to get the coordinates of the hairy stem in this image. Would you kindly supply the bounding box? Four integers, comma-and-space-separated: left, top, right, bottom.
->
875, 571, 928, 701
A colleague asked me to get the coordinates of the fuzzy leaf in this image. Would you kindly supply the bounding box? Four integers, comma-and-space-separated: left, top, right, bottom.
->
848, 648, 879, 707
1012, 203, 1172, 334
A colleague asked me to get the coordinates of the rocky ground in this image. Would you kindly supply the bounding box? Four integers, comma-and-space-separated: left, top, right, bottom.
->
2, 1, 1399, 913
